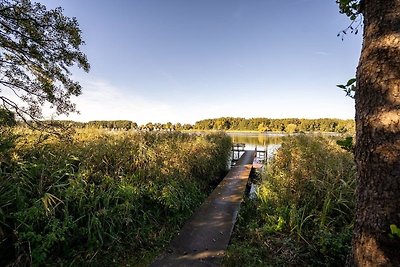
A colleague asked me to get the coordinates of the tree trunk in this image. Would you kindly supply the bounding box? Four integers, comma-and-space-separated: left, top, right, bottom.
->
352, 0, 400, 266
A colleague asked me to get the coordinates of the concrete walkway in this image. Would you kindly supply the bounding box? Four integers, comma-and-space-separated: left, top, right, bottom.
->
151, 151, 255, 267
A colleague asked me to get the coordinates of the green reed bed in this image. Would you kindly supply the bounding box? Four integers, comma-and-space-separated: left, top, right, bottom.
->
224, 135, 355, 266
0, 128, 231, 266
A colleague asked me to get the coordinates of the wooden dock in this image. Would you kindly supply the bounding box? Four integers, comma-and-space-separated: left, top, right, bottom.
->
151, 150, 256, 267
232, 143, 266, 167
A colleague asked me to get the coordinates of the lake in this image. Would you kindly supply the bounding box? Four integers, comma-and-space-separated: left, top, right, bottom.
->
227, 132, 285, 161
227, 132, 285, 148
227, 131, 344, 163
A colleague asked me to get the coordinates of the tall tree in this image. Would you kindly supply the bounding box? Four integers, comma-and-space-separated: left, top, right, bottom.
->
338, 0, 400, 265
0, 0, 89, 122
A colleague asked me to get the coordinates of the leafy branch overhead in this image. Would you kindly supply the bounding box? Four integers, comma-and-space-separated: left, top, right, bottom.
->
337, 78, 356, 99
336, 0, 361, 20
336, 0, 363, 40
335, 1, 361, 100
0, 0, 90, 122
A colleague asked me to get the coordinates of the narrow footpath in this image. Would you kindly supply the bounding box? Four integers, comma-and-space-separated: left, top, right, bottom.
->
151, 150, 255, 267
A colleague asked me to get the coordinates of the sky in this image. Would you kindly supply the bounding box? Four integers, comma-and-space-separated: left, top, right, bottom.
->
41, 0, 362, 124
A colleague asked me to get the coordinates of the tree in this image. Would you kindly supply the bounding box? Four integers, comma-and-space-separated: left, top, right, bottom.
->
337, 0, 400, 265
0, 0, 89, 123
257, 123, 268, 132
131, 121, 138, 130
0, 108, 15, 126
285, 123, 297, 134
144, 122, 154, 131
165, 121, 172, 131
175, 122, 182, 130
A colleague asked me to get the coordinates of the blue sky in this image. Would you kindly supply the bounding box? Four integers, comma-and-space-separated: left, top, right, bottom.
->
43, 0, 362, 124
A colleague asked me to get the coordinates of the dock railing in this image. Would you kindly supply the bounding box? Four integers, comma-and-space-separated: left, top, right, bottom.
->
255, 145, 267, 163
231, 143, 245, 166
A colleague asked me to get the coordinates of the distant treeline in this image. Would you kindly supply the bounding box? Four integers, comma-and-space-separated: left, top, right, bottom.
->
8, 117, 354, 133
33, 120, 193, 131
193, 117, 355, 133
19, 120, 139, 130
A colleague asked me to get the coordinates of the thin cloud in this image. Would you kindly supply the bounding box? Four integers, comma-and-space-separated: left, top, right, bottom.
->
53, 78, 173, 124
315, 51, 330, 56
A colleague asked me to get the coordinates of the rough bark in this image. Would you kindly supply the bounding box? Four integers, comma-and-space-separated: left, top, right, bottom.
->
352, 0, 400, 266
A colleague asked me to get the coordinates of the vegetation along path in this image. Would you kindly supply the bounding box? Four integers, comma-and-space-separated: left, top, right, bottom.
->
151, 151, 256, 267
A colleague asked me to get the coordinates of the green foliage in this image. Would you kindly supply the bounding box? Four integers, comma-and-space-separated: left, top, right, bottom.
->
20, 118, 355, 134
336, 0, 361, 20
0, 128, 231, 266
0, 0, 89, 121
337, 78, 356, 99
286, 123, 297, 134
194, 117, 355, 134
0, 129, 15, 156
335, 0, 362, 41
86, 120, 138, 130
336, 136, 354, 152
225, 135, 356, 266
390, 224, 400, 239
0, 109, 16, 126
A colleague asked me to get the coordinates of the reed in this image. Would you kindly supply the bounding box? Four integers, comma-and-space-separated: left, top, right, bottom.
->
224, 135, 355, 266
0, 128, 231, 266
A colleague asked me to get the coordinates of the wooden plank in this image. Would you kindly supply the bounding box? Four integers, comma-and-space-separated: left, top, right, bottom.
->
151, 151, 255, 267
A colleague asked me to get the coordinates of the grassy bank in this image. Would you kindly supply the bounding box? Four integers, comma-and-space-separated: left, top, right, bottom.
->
224, 135, 355, 266
0, 128, 232, 266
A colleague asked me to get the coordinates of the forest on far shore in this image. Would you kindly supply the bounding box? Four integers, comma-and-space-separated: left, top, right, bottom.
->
30, 117, 355, 134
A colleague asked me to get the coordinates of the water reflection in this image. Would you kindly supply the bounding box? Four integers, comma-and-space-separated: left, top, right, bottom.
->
226, 132, 286, 199
227, 132, 284, 150
227, 132, 285, 166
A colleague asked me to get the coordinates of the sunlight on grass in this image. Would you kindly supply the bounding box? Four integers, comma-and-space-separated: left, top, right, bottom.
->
0, 127, 231, 266
224, 135, 355, 266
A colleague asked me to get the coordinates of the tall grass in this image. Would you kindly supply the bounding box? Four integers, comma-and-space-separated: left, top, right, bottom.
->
0, 128, 231, 266
224, 135, 355, 266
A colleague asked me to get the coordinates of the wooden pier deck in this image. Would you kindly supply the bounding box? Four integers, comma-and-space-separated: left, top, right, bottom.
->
151, 150, 256, 267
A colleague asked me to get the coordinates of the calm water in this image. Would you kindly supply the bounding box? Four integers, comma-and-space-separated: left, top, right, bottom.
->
227, 132, 285, 158
226, 132, 286, 198
227, 131, 341, 160
227, 132, 284, 149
